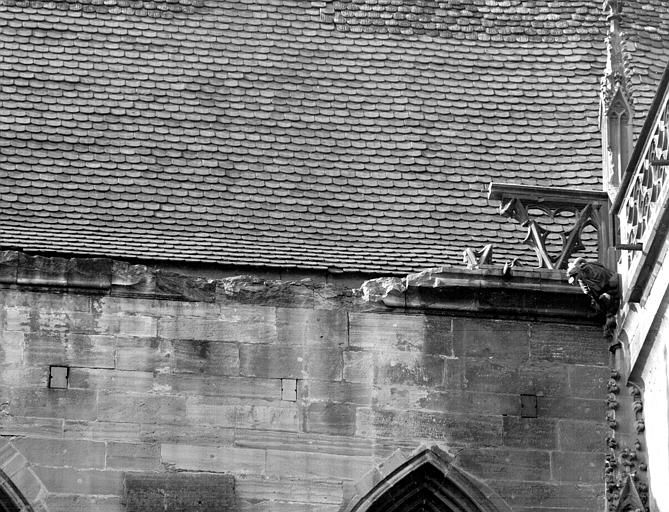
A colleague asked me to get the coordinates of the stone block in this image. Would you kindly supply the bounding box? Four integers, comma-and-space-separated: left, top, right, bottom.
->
306, 402, 356, 436
98, 392, 186, 425
557, 420, 608, 452
173, 340, 239, 376
488, 480, 601, 509
139, 424, 235, 446
452, 318, 530, 362
568, 365, 610, 399
161, 444, 266, 474
155, 270, 216, 302
106, 442, 161, 470
502, 416, 557, 450
529, 324, 606, 365
235, 475, 343, 504
17, 253, 68, 287
265, 449, 370, 480
125, 472, 236, 512
455, 447, 551, 481
537, 397, 603, 421
237, 403, 299, 432
342, 350, 374, 384
154, 374, 281, 400
64, 420, 141, 443
24, 333, 115, 368
158, 306, 277, 343
276, 308, 347, 347
374, 351, 444, 386
233, 429, 378, 458
0, 250, 19, 284
115, 336, 172, 372
9, 466, 43, 503
117, 314, 158, 337
67, 258, 112, 289
12, 437, 105, 469
9, 388, 97, 421
348, 313, 425, 350
46, 495, 121, 512
355, 408, 503, 446
184, 397, 237, 428
418, 390, 521, 416
111, 261, 156, 298
0, 331, 23, 365
68, 368, 154, 394
32, 466, 124, 495
551, 451, 602, 483
240, 345, 342, 380
301, 380, 373, 406
216, 276, 314, 308
0, 415, 63, 438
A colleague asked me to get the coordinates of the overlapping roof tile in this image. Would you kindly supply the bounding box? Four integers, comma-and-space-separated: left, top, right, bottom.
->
0, 0, 614, 274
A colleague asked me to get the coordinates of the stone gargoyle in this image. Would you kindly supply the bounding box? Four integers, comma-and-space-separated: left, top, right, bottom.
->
566, 258, 620, 337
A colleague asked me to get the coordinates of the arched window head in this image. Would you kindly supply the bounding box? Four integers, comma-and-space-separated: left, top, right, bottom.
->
603, 89, 633, 190
343, 446, 512, 512
0, 469, 34, 512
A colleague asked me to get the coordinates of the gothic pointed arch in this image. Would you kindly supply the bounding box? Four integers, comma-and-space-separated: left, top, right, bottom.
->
0, 469, 34, 512
343, 447, 512, 512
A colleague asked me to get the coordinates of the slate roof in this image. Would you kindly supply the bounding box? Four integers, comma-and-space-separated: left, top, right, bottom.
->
0, 0, 611, 274
622, 0, 669, 139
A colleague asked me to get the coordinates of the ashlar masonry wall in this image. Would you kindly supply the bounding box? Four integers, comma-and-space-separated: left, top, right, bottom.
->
0, 257, 608, 512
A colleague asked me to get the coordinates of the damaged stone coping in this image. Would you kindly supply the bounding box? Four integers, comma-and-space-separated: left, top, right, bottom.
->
0, 251, 594, 320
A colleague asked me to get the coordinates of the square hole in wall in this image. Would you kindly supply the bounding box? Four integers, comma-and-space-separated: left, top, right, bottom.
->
281, 379, 298, 402
520, 394, 538, 418
49, 366, 69, 389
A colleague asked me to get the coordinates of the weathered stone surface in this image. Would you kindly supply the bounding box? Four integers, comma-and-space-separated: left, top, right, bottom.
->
557, 420, 608, 452
154, 374, 281, 399
418, 390, 521, 416
17, 253, 68, 287
452, 318, 531, 361
139, 424, 235, 445
568, 364, 610, 398
12, 438, 105, 469
67, 258, 112, 289
306, 402, 356, 436
276, 308, 347, 347
161, 444, 265, 473
265, 449, 370, 480
551, 451, 602, 483
173, 340, 239, 376
125, 472, 236, 512
155, 270, 216, 302
68, 368, 154, 393
348, 312, 425, 350
46, 495, 121, 512
0, 331, 24, 365
301, 380, 373, 406
0, 415, 63, 438
358, 277, 405, 307
64, 420, 141, 443
110, 261, 156, 297
488, 480, 601, 509
98, 392, 186, 425
240, 345, 342, 380
106, 442, 161, 470
501, 416, 557, 450
236, 475, 343, 505
115, 336, 172, 372
158, 306, 277, 343
9, 388, 97, 421
0, 250, 19, 284
217, 276, 314, 308
455, 447, 551, 481
355, 408, 503, 446
32, 466, 124, 495
24, 333, 115, 368
529, 323, 606, 365
537, 397, 603, 421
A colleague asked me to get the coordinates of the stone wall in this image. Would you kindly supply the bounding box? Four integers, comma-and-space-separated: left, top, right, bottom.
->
0, 255, 608, 512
